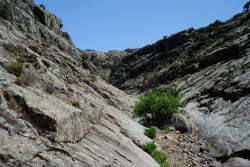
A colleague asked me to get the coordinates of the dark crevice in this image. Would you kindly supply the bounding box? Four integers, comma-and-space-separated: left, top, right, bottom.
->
216, 149, 250, 163
201, 87, 250, 102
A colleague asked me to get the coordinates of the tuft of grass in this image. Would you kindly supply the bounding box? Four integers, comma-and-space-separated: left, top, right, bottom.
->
29, 45, 42, 55
142, 142, 173, 167
15, 69, 34, 86
5, 62, 24, 76
142, 142, 157, 154
144, 126, 157, 139
152, 150, 168, 167
164, 126, 172, 134
3, 43, 17, 54
70, 98, 80, 108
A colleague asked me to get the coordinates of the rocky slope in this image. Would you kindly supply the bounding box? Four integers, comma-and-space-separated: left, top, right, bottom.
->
0, 0, 250, 167
0, 0, 158, 166
107, 11, 250, 166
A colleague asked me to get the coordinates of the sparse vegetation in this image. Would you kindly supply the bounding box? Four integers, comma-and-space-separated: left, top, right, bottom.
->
70, 98, 80, 108
42, 39, 51, 48
3, 43, 18, 54
5, 62, 24, 76
144, 126, 157, 139
164, 126, 172, 134
29, 45, 43, 55
200, 20, 222, 33
0, 1, 12, 20
45, 84, 55, 94
142, 142, 157, 154
15, 71, 34, 86
33, 61, 41, 69
29, 45, 38, 52
152, 150, 168, 167
142, 142, 170, 167
134, 86, 182, 126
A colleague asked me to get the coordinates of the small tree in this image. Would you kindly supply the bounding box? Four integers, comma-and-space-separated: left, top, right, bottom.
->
244, 1, 250, 12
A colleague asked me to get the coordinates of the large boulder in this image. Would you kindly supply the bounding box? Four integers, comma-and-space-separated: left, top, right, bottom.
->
3, 84, 101, 142
171, 113, 191, 133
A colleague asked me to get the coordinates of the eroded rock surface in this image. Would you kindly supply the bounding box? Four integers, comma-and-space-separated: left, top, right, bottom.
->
0, 0, 250, 166
0, 0, 158, 166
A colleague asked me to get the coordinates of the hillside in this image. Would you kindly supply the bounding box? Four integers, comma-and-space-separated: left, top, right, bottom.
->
0, 0, 249, 167
0, 0, 158, 166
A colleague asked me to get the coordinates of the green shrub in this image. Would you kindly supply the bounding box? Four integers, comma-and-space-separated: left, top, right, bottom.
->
3, 43, 17, 54
5, 62, 24, 76
142, 142, 157, 154
144, 126, 157, 139
134, 86, 182, 126
70, 98, 80, 108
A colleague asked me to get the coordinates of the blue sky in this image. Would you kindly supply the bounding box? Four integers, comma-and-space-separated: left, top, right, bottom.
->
34, 0, 247, 51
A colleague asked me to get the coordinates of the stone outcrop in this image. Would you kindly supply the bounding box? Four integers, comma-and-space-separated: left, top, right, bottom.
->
0, 0, 158, 166
81, 50, 133, 80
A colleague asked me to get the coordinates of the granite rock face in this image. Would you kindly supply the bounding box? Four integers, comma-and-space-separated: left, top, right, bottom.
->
0, 0, 158, 166
81, 50, 132, 80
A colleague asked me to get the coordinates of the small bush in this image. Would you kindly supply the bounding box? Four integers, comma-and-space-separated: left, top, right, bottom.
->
144, 126, 157, 139
134, 86, 182, 126
3, 43, 17, 54
5, 62, 24, 76
142, 142, 157, 154
70, 98, 80, 108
